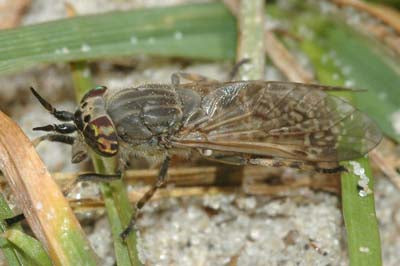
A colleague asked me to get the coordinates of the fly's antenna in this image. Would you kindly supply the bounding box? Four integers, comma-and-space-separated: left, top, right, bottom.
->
33, 123, 77, 134
30, 87, 74, 121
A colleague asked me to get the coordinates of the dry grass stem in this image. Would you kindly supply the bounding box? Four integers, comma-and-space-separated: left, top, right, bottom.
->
236, 0, 265, 79
68, 175, 339, 212
50, 168, 339, 212
264, 30, 314, 83
0, 0, 30, 29
331, 0, 400, 34
0, 111, 97, 265
360, 23, 400, 55
369, 138, 400, 190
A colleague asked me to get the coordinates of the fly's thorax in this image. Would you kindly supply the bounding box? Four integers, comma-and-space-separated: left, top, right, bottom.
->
74, 86, 119, 157
105, 84, 184, 145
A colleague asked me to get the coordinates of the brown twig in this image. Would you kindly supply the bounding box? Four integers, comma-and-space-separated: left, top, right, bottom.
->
264, 30, 314, 83
330, 0, 400, 55
331, 0, 400, 35
0, 165, 340, 195
362, 24, 400, 55
68, 176, 339, 213
369, 139, 400, 190
0, 0, 30, 29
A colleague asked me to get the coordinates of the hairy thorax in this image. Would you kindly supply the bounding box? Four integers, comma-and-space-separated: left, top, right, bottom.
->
104, 84, 203, 162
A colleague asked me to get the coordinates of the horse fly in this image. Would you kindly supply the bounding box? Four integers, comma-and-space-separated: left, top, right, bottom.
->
31, 72, 382, 239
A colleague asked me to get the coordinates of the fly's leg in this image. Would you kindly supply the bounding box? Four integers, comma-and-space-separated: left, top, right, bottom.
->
249, 158, 347, 173
76, 172, 121, 182
63, 157, 125, 194
4, 213, 25, 226
32, 134, 75, 147
228, 58, 251, 80
171, 58, 250, 87
74, 158, 125, 183
316, 164, 347, 174
32, 134, 89, 164
120, 156, 171, 240
171, 72, 219, 86
62, 172, 121, 196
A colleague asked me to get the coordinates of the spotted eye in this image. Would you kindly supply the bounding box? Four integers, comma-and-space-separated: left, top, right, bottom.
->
83, 116, 118, 156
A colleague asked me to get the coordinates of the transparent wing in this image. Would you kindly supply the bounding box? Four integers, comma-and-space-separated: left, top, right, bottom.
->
172, 81, 382, 162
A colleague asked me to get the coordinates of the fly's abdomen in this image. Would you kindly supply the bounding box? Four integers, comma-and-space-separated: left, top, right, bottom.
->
106, 84, 183, 144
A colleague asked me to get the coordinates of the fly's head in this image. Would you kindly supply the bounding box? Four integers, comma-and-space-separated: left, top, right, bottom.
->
74, 86, 119, 158
30, 86, 119, 164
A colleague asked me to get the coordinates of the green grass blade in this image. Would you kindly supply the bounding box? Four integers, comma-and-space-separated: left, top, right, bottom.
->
297, 18, 382, 266
303, 38, 383, 266
266, 3, 384, 265
0, 194, 33, 266
311, 23, 400, 143
341, 159, 382, 265
70, 62, 142, 266
0, 2, 236, 74
2, 229, 52, 266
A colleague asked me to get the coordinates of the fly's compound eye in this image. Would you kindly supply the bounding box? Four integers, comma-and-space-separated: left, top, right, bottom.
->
83, 116, 119, 156
81, 85, 108, 104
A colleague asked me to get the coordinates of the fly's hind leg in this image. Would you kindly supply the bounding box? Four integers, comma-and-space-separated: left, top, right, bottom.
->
120, 156, 171, 240
76, 173, 121, 182
249, 158, 347, 173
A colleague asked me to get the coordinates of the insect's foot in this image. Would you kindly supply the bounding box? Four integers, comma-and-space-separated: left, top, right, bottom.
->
5, 213, 25, 226
340, 165, 349, 173
120, 214, 139, 241
120, 225, 134, 241
316, 165, 348, 174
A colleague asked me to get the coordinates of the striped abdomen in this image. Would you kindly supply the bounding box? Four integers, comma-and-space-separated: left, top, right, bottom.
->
106, 84, 183, 145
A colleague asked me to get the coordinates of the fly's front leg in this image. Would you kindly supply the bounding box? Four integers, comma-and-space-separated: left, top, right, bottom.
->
249, 158, 346, 173
171, 72, 219, 86
120, 156, 171, 240
4, 213, 25, 226
62, 172, 121, 196
75, 152, 127, 183
62, 157, 124, 195
32, 134, 75, 147
63, 171, 121, 195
